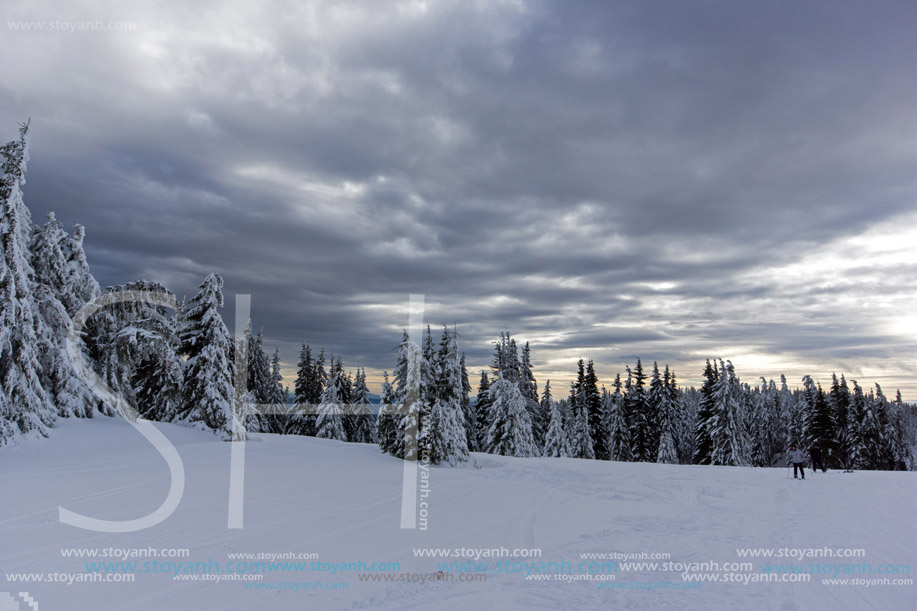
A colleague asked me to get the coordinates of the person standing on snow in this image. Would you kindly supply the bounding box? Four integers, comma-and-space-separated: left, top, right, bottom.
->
788, 445, 805, 479
810, 444, 826, 473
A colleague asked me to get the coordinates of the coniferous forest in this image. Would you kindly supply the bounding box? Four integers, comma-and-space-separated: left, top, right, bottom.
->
2, 122, 915, 471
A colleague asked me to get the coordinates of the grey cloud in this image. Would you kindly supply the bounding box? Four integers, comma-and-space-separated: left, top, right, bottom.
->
3, 0, 917, 395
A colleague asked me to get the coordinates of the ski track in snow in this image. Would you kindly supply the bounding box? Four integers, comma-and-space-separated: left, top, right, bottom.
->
1, 417, 914, 610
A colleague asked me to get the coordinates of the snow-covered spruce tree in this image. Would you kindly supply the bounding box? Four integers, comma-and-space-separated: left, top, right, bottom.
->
606, 374, 632, 462
646, 362, 666, 462
776, 374, 793, 449
869, 383, 909, 470
249, 328, 273, 401
864, 386, 884, 468
539, 379, 556, 446
287, 343, 316, 435
0, 121, 55, 444
584, 359, 606, 460
177, 273, 234, 440
59, 223, 100, 317
566, 361, 595, 460
471, 370, 492, 452
460, 353, 475, 447
341, 367, 354, 406
243, 326, 273, 432
376, 371, 398, 454
395, 335, 424, 460
542, 381, 569, 457
670, 369, 693, 463
520, 341, 545, 450
656, 366, 679, 464
99, 281, 183, 423
627, 359, 652, 461
347, 368, 376, 444
677, 385, 699, 463
420, 326, 469, 466
29, 213, 103, 418
310, 348, 327, 402
315, 359, 347, 441
845, 380, 866, 469
884, 398, 912, 470
382, 332, 413, 457
708, 360, 750, 466
829, 374, 852, 469
747, 378, 773, 467
262, 348, 288, 434
84, 281, 178, 418
692, 360, 718, 464
132, 334, 183, 422
803, 376, 835, 459
485, 372, 536, 457
420, 325, 435, 442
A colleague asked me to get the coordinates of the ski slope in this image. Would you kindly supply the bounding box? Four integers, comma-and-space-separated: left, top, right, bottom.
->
1, 417, 914, 610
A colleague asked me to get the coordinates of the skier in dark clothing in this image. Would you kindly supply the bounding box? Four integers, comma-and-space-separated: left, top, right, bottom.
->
810, 444, 826, 473
788, 445, 805, 479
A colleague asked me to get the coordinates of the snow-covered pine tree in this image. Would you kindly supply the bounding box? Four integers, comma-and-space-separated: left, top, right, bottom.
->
29, 213, 102, 418
829, 374, 852, 469
677, 383, 699, 463
844, 380, 866, 469
341, 367, 354, 406
120, 284, 183, 423
566, 361, 596, 460
747, 377, 773, 467
692, 360, 718, 464
315, 359, 347, 441
471, 370, 492, 452
376, 371, 398, 454
708, 360, 750, 466
627, 359, 651, 461
83, 281, 178, 418
607, 373, 632, 461
384, 332, 412, 457
347, 368, 376, 444
287, 343, 315, 435
542, 383, 569, 458
132, 334, 183, 422
250, 329, 273, 401
884, 397, 912, 470
519, 341, 545, 450
484, 372, 536, 457
539, 379, 555, 438
59, 223, 100, 317
311, 348, 327, 404
245, 327, 275, 432
804, 376, 834, 460
459, 353, 474, 447
395, 336, 424, 460
0, 121, 55, 444
29, 212, 67, 295
420, 326, 469, 465
646, 362, 665, 461
263, 348, 288, 434
584, 359, 606, 460
177, 273, 234, 440
656, 366, 679, 464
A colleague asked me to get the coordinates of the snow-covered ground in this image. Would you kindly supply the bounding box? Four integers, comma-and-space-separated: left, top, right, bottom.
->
2, 417, 914, 610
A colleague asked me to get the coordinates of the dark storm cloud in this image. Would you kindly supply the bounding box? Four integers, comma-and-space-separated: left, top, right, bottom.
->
3, 0, 917, 395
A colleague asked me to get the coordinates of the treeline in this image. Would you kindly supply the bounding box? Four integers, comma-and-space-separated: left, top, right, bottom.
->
2, 123, 914, 471
374, 332, 916, 470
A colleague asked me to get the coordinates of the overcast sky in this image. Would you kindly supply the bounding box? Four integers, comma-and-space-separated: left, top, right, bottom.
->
3, 1, 917, 398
